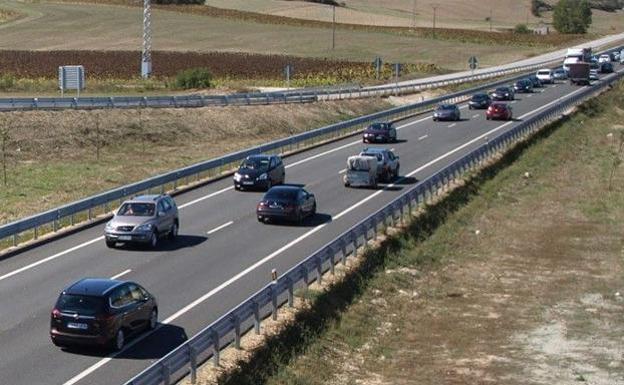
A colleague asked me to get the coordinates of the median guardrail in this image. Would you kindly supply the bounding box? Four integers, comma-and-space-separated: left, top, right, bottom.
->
0, 67, 567, 251
122, 64, 624, 385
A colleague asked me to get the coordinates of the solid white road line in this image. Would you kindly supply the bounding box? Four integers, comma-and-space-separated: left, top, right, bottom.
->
339, 168, 347, 174
63, 82, 591, 385
0, 236, 104, 283
110, 269, 131, 280
207, 221, 234, 235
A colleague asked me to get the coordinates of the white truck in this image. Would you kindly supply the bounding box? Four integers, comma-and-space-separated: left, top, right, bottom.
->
563, 47, 592, 71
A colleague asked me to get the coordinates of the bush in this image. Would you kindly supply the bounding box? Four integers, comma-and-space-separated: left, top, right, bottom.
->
514, 24, 531, 34
175, 68, 213, 89
553, 0, 592, 34
0, 74, 16, 90
531, 0, 553, 16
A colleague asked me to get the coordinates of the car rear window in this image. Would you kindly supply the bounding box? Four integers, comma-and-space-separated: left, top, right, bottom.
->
56, 294, 105, 316
242, 157, 269, 170
265, 189, 298, 200
118, 202, 155, 217
537, 70, 550, 75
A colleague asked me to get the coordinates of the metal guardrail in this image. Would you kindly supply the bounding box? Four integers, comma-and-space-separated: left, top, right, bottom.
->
0, 48, 604, 112
0, 68, 564, 249
123, 65, 624, 385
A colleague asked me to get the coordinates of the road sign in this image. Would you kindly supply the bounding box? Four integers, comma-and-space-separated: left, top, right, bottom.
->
58, 65, 85, 97
469, 56, 479, 70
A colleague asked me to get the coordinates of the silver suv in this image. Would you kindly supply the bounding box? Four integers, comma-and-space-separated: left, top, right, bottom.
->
104, 195, 179, 248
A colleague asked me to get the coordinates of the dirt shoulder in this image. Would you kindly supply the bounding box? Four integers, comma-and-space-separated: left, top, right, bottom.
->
203, 82, 624, 385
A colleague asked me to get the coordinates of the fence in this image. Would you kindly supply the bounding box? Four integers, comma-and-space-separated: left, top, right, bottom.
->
122, 60, 624, 385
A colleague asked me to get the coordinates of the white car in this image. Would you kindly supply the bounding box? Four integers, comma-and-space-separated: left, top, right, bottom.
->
598, 54, 611, 63
536, 69, 554, 84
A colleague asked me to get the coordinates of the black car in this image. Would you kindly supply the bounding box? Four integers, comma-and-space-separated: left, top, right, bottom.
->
362, 122, 397, 143
600, 62, 614, 74
256, 185, 316, 224
491, 86, 515, 101
433, 104, 461, 121
50, 279, 158, 351
527, 75, 542, 88
513, 79, 533, 93
234, 155, 285, 191
468, 93, 492, 109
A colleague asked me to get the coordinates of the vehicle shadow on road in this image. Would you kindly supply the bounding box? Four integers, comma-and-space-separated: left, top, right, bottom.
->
393, 177, 418, 185
61, 324, 188, 360
157, 235, 208, 251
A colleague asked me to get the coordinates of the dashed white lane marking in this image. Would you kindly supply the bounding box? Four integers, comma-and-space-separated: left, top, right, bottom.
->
527, 94, 533, 98
207, 221, 234, 235
418, 135, 429, 141
448, 123, 457, 128
110, 269, 131, 280
339, 168, 347, 174
472, 114, 479, 118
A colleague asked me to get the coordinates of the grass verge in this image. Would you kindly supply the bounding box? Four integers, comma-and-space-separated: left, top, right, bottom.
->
187, 80, 624, 385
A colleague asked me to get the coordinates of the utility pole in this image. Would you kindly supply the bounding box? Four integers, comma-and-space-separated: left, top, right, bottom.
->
332, 5, 336, 50
411, 0, 417, 30
432, 4, 438, 38
141, 0, 152, 78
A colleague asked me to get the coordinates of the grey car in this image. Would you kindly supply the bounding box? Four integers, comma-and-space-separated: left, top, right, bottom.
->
433, 104, 461, 121
104, 195, 179, 248
360, 147, 400, 182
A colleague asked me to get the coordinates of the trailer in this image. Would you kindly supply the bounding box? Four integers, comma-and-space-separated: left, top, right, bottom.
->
568, 62, 590, 86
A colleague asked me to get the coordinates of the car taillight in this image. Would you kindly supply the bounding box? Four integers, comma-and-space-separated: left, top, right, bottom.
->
52, 309, 61, 319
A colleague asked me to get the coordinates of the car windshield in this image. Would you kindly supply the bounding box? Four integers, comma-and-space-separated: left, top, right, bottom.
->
118, 202, 155, 217
362, 152, 384, 161
264, 188, 299, 201
472, 94, 487, 100
437, 105, 455, 110
537, 70, 550, 75
241, 157, 269, 170
56, 294, 105, 316
495, 88, 508, 92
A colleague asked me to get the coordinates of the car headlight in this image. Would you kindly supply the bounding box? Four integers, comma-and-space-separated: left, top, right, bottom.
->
105, 222, 114, 231
257, 173, 268, 180
135, 223, 153, 232
233, 172, 242, 182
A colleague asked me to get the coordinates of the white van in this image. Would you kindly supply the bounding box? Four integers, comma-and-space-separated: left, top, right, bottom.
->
536, 69, 554, 84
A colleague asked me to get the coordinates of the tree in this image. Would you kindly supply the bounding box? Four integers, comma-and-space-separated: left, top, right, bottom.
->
553, 0, 592, 34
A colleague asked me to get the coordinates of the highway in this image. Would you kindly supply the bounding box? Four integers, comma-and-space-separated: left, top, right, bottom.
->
0, 63, 622, 385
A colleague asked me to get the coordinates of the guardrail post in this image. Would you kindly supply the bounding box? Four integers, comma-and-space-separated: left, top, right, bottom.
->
190, 346, 198, 384
316, 256, 323, 285
253, 301, 260, 334
287, 277, 294, 307
234, 315, 241, 349
271, 283, 278, 321
88, 208, 93, 221
212, 329, 220, 367
341, 238, 348, 265
12, 234, 18, 247
34, 226, 38, 240
328, 248, 335, 275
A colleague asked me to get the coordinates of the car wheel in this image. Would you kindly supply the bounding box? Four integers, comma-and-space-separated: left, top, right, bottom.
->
105, 240, 116, 248
112, 329, 124, 351
257, 216, 263, 222
344, 182, 350, 187
168, 222, 178, 241
148, 308, 158, 330
265, 179, 272, 191
311, 203, 317, 216
394, 166, 400, 179
234, 185, 240, 191
296, 209, 303, 224
149, 231, 158, 249
486, 116, 490, 120
469, 105, 473, 110
372, 177, 377, 189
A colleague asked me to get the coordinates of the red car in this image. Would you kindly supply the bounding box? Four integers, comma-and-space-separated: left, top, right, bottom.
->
486, 102, 513, 120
